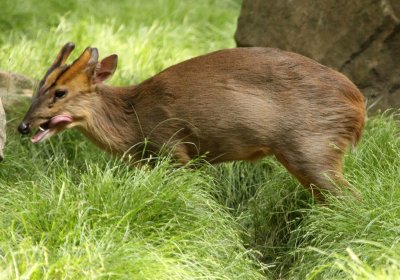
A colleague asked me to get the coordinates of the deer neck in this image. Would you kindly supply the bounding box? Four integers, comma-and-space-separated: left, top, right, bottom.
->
78, 84, 143, 156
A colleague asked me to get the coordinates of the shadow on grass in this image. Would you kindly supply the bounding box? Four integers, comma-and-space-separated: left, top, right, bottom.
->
208, 159, 314, 278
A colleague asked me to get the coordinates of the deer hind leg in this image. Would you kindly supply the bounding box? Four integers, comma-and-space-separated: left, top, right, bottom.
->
275, 142, 355, 202
172, 144, 192, 165
275, 152, 324, 201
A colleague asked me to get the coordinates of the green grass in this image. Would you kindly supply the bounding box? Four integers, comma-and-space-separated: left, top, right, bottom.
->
209, 113, 400, 279
2, 0, 400, 279
283, 113, 400, 279
0, 153, 264, 279
1, 1, 267, 279
0, 0, 240, 85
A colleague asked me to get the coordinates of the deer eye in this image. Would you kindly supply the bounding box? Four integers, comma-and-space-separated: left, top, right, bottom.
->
54, 89, 67, 99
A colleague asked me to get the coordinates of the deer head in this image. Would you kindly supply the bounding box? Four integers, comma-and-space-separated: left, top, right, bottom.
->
18, 43, 118, 143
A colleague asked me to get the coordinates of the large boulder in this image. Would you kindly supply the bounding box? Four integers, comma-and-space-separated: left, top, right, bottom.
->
0, 71, 35, 110
0, 97, 5, 161
0, 71, 36, 161
235, 0, 400, 112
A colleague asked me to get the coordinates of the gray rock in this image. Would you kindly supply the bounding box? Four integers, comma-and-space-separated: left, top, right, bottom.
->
235, 0, 400, 112
0, 71, 35, 110
0, 71, 36, 161
0, 97, 5, 161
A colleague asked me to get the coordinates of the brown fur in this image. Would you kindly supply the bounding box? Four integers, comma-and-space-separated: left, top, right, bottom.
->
19, 45, 365, 201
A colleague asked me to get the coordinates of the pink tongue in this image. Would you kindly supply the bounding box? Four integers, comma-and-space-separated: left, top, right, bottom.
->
31, 115, 73, 143
48, 115, 73, 128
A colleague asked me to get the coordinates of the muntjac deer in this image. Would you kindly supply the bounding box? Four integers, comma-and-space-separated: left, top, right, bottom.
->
18, 43, 365, 201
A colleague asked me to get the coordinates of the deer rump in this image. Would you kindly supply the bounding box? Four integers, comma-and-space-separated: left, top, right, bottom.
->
19, 46, 365, 201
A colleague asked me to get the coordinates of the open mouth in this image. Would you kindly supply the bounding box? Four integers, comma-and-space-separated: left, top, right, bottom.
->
31, 115, 73, 143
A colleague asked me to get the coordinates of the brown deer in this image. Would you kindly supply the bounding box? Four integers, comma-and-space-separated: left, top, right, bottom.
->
18, 42, 365, 201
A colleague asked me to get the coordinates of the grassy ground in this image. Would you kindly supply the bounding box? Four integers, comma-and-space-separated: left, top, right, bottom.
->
1, 0, 400, 279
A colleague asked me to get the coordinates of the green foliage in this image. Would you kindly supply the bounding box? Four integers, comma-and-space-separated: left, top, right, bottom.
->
0, 154, 264, 279
0, 0, 239, 85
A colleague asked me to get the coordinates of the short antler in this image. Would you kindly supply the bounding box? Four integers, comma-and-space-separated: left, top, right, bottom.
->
57, 47, 97, 84
37, 42, 76, 95
50, 42, 75, 69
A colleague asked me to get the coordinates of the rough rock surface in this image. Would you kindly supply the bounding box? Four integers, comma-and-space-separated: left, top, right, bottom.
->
0, 97, 5, 161
0, 71, 36, 160
0, 71, 35, 110
235, 0, 400, 112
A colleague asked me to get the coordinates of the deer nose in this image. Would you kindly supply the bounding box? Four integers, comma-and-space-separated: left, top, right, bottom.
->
18, 122, 31, 135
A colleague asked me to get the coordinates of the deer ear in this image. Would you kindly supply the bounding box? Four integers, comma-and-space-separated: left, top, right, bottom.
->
95, 54, 118, 83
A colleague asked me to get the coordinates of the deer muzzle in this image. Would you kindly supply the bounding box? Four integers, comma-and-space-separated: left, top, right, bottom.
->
18, 121, 31, 135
